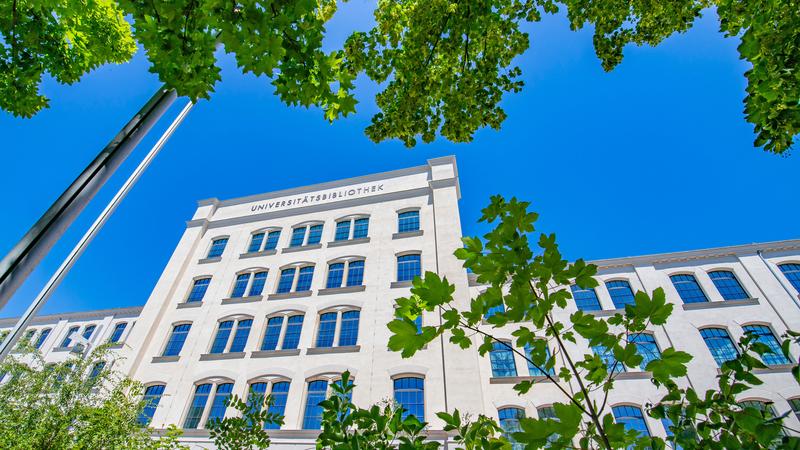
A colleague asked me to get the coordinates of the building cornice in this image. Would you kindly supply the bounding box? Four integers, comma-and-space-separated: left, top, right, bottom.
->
0, 306, 143, 327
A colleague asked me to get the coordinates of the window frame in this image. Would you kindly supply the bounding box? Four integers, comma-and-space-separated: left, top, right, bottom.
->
208, 316, 254, 354
206, 237, 229, 258
183, 378, 236, 429
397, 209, 421, 233
669, 273, 709, 304
245, 376, 292, 430
605, 279, 636, 309
611, 404, 651, 438
186, 276, 212, 303
302, 373, 351, 430
699, 326, 739, 367
396, 252, 422, 282
325, 257, 366, 289
333, 215, 370, 241
247, 228, 281, 253
162, 322, 192, 357
108, 322, 128, 344
229, 268, 269, 298
288, 222, 324, 248
741, 322, 790, 365
314, 307, 361, 348
276, 263, 315, 294
259, 311, 305, 351
489, 340, 518, 378
707, 269, 750, 301
392, 374, 425, 421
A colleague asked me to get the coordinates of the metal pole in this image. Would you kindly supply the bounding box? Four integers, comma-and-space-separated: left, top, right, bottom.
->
0, 87, 178, 311
0, 101, 195, 362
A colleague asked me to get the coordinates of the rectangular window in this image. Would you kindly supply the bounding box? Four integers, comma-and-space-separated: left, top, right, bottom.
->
163, 324, 191, 356
266, 382, 290, 430
138, 385, 165, 426
525, 343, 555, 377
631, 334, 661, 370
187, 278, 211, 302
592, 344, 626, 373
210, 321, 234, 354
34, 328, 51, 349
296, 266, 314, 291
82, 324, 96, 340
61, 326, 79, 347
316, 313, 337, 348
261, 317, 284, 351
229, 320, 252, 352
307, 225, 323, 245
231, 273, 251, 298
490, 342, 517, 377
207, 238, 228, 258
184, 384, 212, 429
397, 254, 421, 282
289, 227, 306, 247
248, 233, 265, 253
207, 383, 234, 425
326, 263, 345, 289
394, 377, 424, 421
346, 260, 365, 287
302, 380, 328, 429
398, 211, 420, 233
571, 285, 602, 311
264, 231, 281, 250
277, 269, 295, 294
338, 311, 360, 346
249, 271, 268, 296
352, 218, 369, 239
109, 323, 127, 343
334, 221, 351, 241
282, 315, 304, 350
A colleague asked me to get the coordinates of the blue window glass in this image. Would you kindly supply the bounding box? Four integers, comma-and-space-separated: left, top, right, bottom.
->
398, 211, 420, 233
394, 377, 424, 421
289, 227, 306, 247
338, 311, 360, 346
538, 406, 556, 419
700, 328, 738, 366
670, 274, 708, 303
571, 284, 602, 311
277, 269, 295, 294
307, 225, 323, 245
247, 382, 268, 425
210, 321, 234, 354
743, 325, 789, 365
296, 266, 314, 291
265, 381, 290, 430
413, 315, 422, 334
163, 324, 191, 356
207, 383, 234, 425
593, 345, 626, 373
346, 260, 365, 286
353, 218, 369, 239
249, 271, 268, 296
303, 380, 328, 429
525, 343, 555, 377
631, 334, 661, 370
109, 322, 127, 343
606, 280, 636, 309
661, 417, 682, 450
34, 328, 51, 349
184, 384, 212, 429
231, 273, 251, 298
490, 342, 517, 377
780, 263, 800, 292
61, 326, 79, 347
82, 324, 96, 340
334, 221, 351, 241
261, 317, 283, 351
229, 319, 252, 352
397, 254, 421, 282
207, 238, 228, 258
613, 405, 650, 438
498, 408, 525, 450
282, 315, 304, 349
89, 361, 105, 380
708, 270, 748, 300
187, 278, 211, 302
326, 263, 345, 289
138, 384, 165, 426
248, 233, 265, 253
264, 231, 281, 250
316, 313, 337, 348
485, 303, 505, 319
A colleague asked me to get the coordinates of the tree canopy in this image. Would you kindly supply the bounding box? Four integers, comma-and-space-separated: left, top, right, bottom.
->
2, 0, 798, 153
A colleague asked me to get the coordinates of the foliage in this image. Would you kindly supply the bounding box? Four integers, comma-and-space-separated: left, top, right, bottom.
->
207, 390, 283, 450
3, 0, 799, 153
389, 194, 800, 449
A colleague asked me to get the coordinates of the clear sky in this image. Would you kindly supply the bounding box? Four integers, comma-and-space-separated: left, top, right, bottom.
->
1, 3, 797, 317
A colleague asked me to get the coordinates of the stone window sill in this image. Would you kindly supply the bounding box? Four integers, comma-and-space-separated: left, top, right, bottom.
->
589, 309, 623, 317
152, 355, 180, 363
390, 281, 414, 289
221, 295, 263, 305
392, 230, 423, 239
52, 346, 71, 353
327, 237, 371, 248
489, 375, 553, 384
753, 364, 796, 374
177, 301, 203, 309
682, 298, 759, 311
318, 285, 366, 295
251, 349, 302, 358
199, 352, 246, 361
239, 249, 277, 259
107, 342, 124, 350
307, 345, 360, 355
283, 243, 322, 254
612, 371, 652, 380
198, 256, 222, 264
268, 291, 313, 301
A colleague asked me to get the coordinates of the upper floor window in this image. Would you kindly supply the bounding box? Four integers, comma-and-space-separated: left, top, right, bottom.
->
334, 217, 370, 241
302, 380, 329, 429
138, 384, 165, 426
163, 324, 191, 356
61, 326, 79, 347
290, 224, 323, 247
397, 254, 421, 282
210, 318, 253, 354
207, 238, 228, 258
276, 265, 314, 294
89, 361, 105, 380
485, 303, 505, 320
612, 405, 650, 438
708, 270, 749, 300
593, 344, 625, 374
742, 324, 789, 365
82, 324, 96, 340
571, 284, 601, 311
537, 406, 557, 419
187, 278, 211, 303
669, 274, 708, 303
525, 342, 555, 377
779, 263, 800, 292
606, 280, 636, 309
394, 377, 424, 421
248, 230, 281, 253
490, 341, 517, 377
231, 271, 268, 298
261, 313, 304, 351
631, 333, 661, 370
700, 328, 738, 367
248, 380, 290, 429
788, 398, 800, 420
396, 309, 422, 334
34, 328, 51, 350
184, 381, 233, 429
498, 407, 525, 450
398, 211, 420, 233
315, 309, 360, 348
109, 322, 127, 344
326, 259, 365, 289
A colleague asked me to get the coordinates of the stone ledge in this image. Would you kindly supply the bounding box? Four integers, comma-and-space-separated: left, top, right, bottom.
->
51, 346, 71, 353
318, 285, 366, 295
197, 256, 222, 264
392, 230, 424, 240
107, 342, 124, 350
489, 376, 553, 384
177, 301, 203, 309
251, 349, 302, 358
221, 295, 263, 305
199, 352, 246, 361
753, 364, 796, 375
306, 345, 360, 355
390, 281, 413, 289
327, 237, 371, 248
589, 308, 623, 317
268, 291, 313, 301
613, 371, 652, 380
239, 249, 277, 259
151, 355, 180, 363
682, 298, 759, 311
282, 243, 323, 254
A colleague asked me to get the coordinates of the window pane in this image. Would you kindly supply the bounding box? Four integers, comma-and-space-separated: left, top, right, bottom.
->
709, 270, 748, 300
316, 313, 337, 348
249, 271, 268, 296
398, 211, 420, 233
743, 325, 789, 365
290, 227, 306, 247
303, 380, 328, 429
670, 274, 708, 303
210, 321, 234, 354
490, 342, 517, 377
207, 383, 234, 425
229, 319, 252, 352
264, 231, 281, 250
338, 311, 360, 346
631, 334, 661, 370
138, 384, 165, 426
779, 263, 800, 292
82, 325, 96, 340
334, 221, 351, 241
538, 406, 556, 419
499, 408, 525, 450
525, 343, 555, 377
606, 280, 636, 309
789, 398, 800, 420
282, 315, 304, 350
163, 324, 191, 356
184, 384, 212, 429
247, 382, 268, 426
188, 278, 211, 302
612, 405, 650, 438
700, 328, 738, 367
89, 361, 105, 380
248, 233, 265, 253
326, 263, 345, 289
593, 345, 626, 373
296, 266, 314, 291
571, 284, 602, 311
61, 326, 79, 347
307, 225, 323, 244
277, 269, 295, 294
34, 328, 51, 349
485, 303, 505, 320
208, 238, 228, 258
266, 382, 290, 430
346, 260, 365, 287
231, 273, 251, 298
394, 377, 424, 421
109, 323, 127, 343
261, 317, 284, 351
397, 254, 421, 282
353, 218, 369, 239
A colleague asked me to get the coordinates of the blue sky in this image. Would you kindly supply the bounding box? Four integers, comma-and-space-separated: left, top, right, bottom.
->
1, 3, 797, 317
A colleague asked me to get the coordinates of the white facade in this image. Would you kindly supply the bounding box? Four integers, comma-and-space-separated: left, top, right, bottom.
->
4, 156, 800, 447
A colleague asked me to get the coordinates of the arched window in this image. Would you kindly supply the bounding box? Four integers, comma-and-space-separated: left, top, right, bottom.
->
260, 313, 304, 351
394, 377, 424, 421
525, 341, 555, 377
335, 217, 369, 241
631, 333, 661, 370
669, 274, 708, 303
612, 405, 650, 438
184, 381, 234, 429
779, 263, 800, 292
592, 344, 625, 374
708, 270, 748, 300
700, 328, 738, 366
248, 229, 281, 253
315, 309, 360, 348
163, 324, 191, 356
109, 322, 127, 344
489, 341, 517, 377
289, 223, 323, 248
498, 407, 525, 450
247, 379, 291, 430
606, 280, 636, 309
82, 324, 96, 340
398, 210, 420, 233
138, 384, 165, 426
742, 324, 790, 365
571, 284, 601, 311
326, 259, 365, 288
187, 277, 211, 303
207, 238, 228, 258
397, 254, 421, 282
60, 326, 79, 347
231, 270, 268, 297
276, 265, 314, 293
210, 317, 253, 354
34, 328, 51, 350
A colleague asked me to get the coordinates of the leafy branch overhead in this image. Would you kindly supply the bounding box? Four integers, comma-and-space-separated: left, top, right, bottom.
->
2, 0, 798, 153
